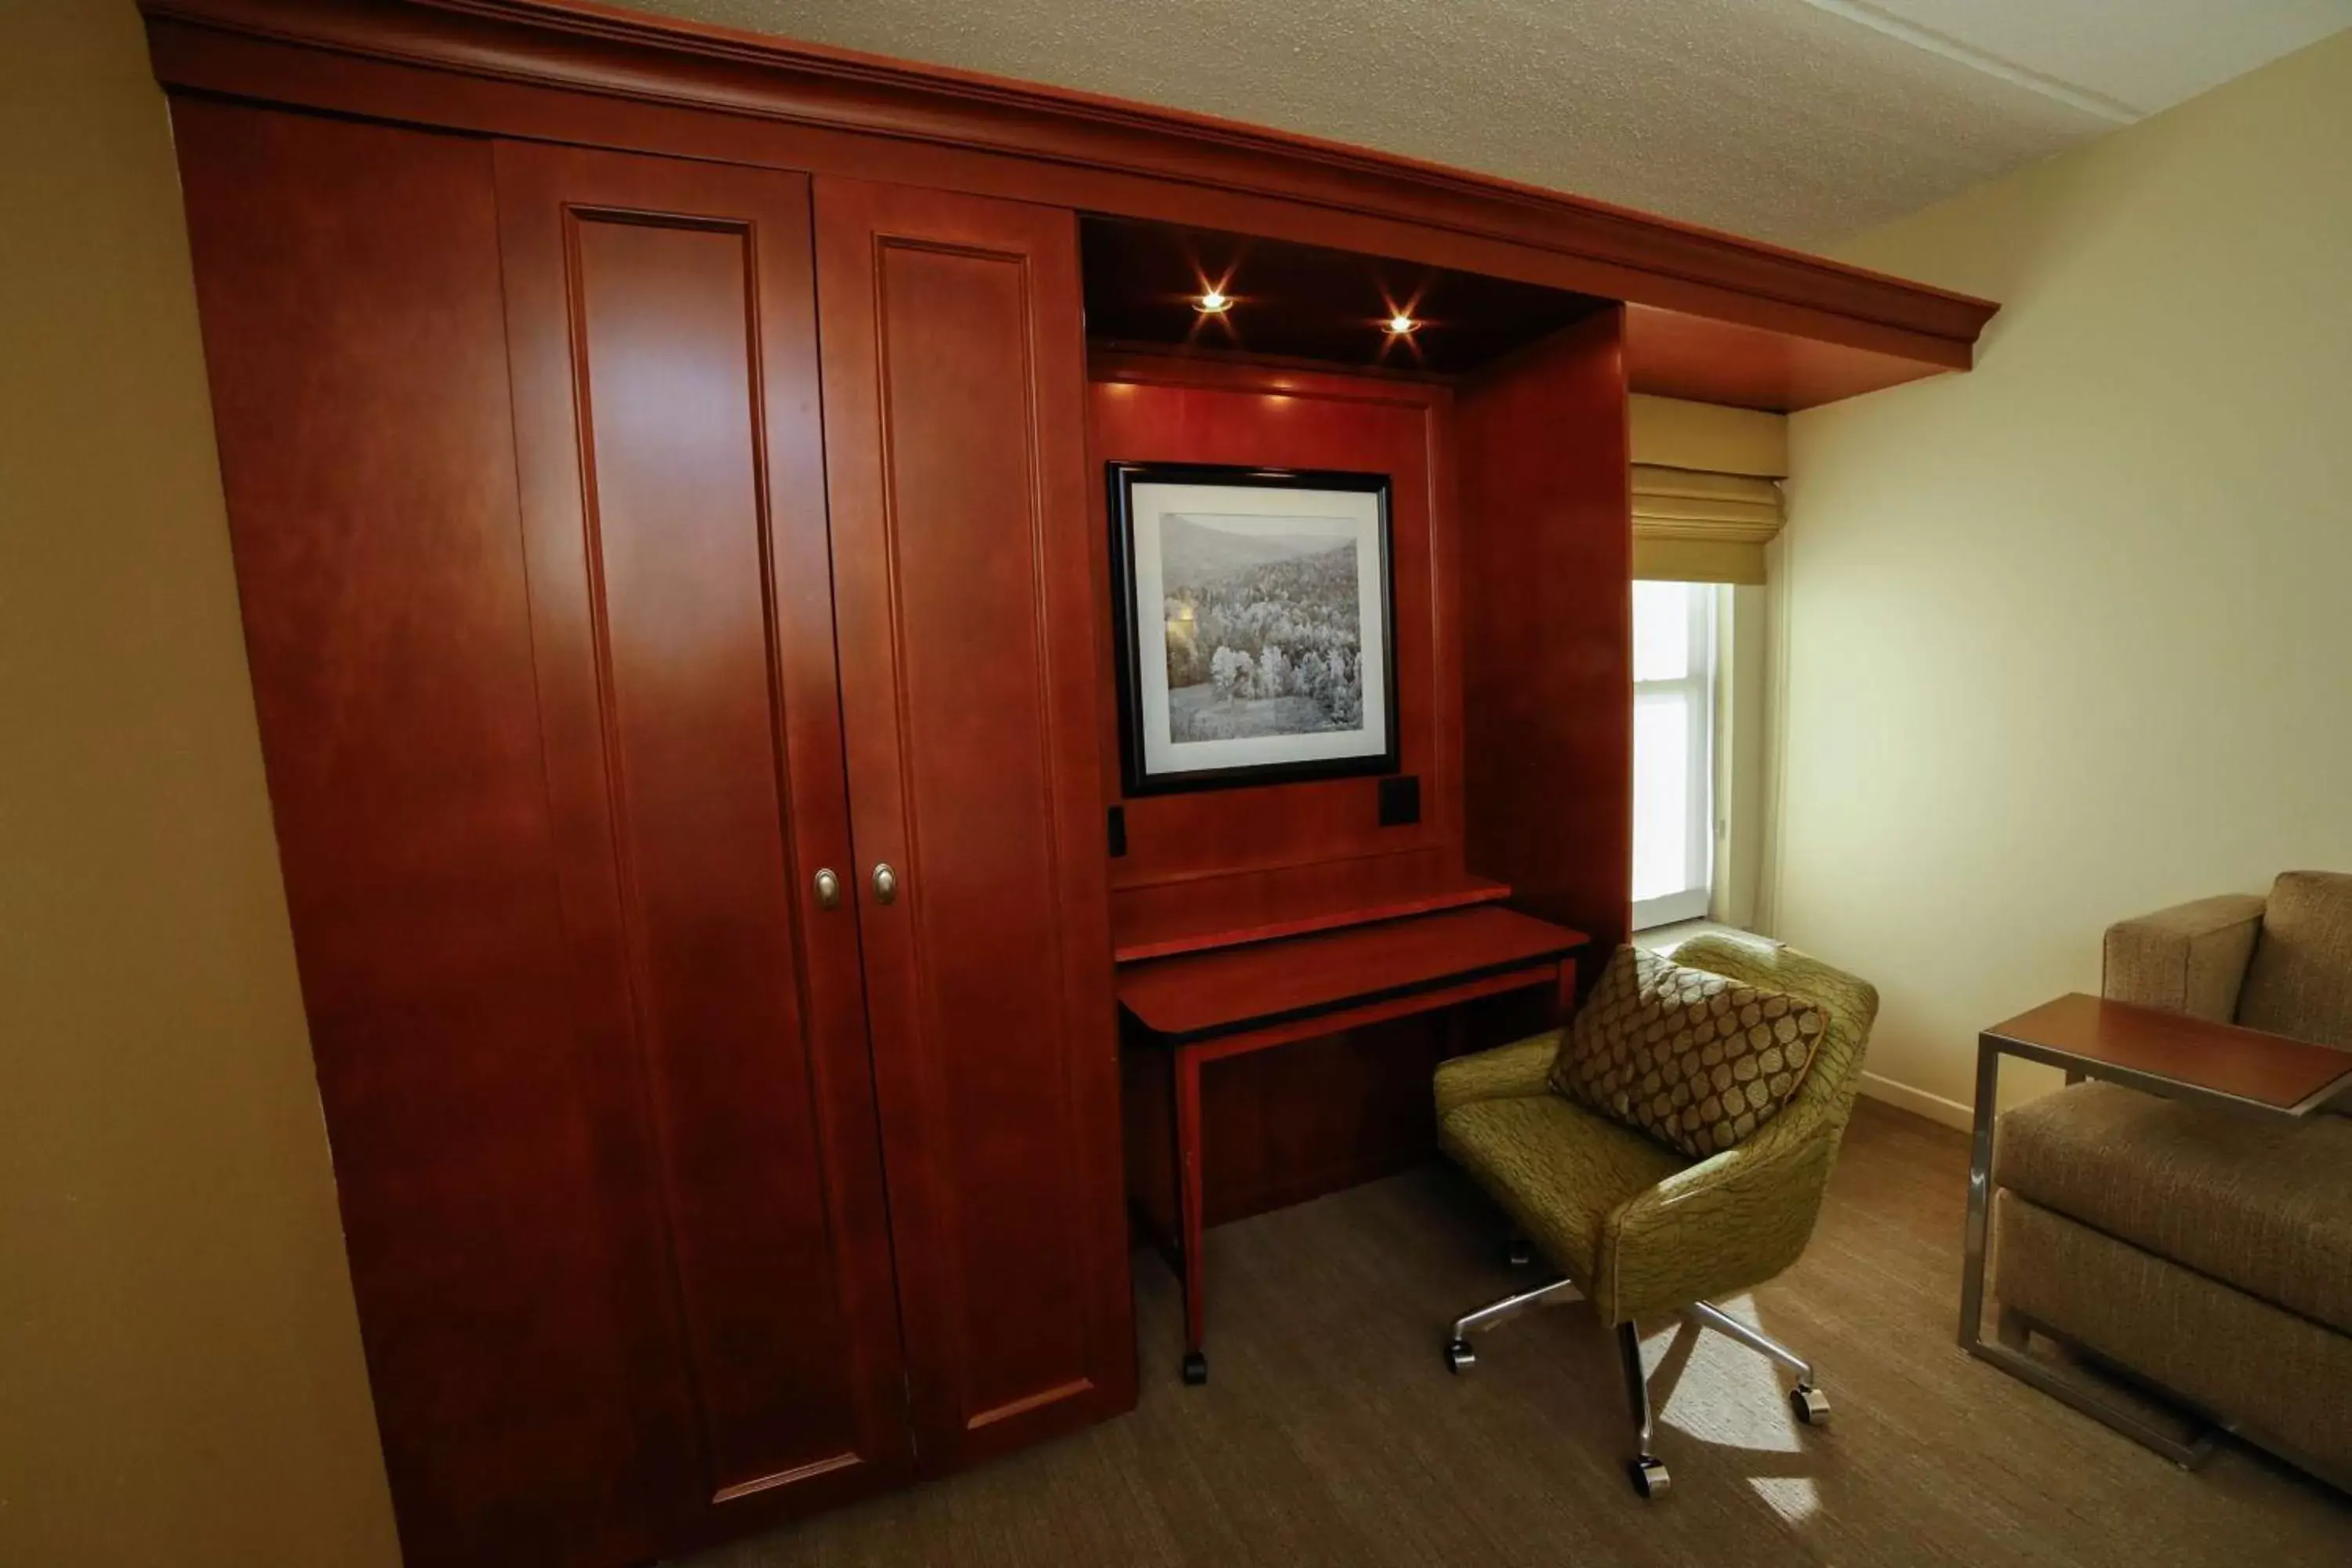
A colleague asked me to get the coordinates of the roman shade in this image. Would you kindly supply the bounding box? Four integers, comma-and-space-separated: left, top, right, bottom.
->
1632, 464, 1783, 585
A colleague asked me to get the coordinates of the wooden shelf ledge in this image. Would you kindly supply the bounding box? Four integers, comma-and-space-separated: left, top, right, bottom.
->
1117, 905, 1588, 1044
1112, 874, 1513, 964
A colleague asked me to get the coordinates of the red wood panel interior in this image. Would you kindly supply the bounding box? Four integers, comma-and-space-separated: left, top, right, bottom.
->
815, 178, 1135, 1472
495, 141, 913, 1534
1090, 353, 1465, 950
1122, 986, 1561, 1232
1457, 311, 1635, 989
172, 103, 695, 1567
1118, 907, 1587, 1041
1089, 354, 1552, 1224
1080, 215, 1605, 374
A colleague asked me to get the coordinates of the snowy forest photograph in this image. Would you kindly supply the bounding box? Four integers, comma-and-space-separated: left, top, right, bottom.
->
1111, 464, 1396, 794
1158, 514, 1366, 742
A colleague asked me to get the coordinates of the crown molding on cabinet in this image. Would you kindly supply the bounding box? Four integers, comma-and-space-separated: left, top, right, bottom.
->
143, 0, 1999, 409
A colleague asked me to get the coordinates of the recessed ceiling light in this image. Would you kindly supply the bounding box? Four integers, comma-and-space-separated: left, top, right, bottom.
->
1385, 312, 1419, 335
1195, 289, 1232, 314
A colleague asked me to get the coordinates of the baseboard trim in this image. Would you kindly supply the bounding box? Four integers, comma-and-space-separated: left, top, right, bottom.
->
1860, 1071, 1973, 1132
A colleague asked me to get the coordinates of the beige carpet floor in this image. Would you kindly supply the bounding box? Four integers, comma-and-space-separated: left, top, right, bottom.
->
685, 1100, 2352, 1567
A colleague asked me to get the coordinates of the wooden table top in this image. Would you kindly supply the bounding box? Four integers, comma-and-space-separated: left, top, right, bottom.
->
1984, 993, 2352, 1114
1116, 906, 1588, 1044
1111, 871, 1513, 964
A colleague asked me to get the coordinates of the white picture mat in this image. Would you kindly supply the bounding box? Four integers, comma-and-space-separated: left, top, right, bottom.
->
1128, 481, 1389, 779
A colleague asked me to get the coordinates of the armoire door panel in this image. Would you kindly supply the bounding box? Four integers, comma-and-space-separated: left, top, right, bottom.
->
172, 103, 695, 1568
496, 143, 913, 1522
814, 179, 1136, 1466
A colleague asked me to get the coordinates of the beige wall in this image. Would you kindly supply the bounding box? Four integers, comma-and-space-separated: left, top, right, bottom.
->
1777, 28, 2352, 1124
0, 2, 401, 1562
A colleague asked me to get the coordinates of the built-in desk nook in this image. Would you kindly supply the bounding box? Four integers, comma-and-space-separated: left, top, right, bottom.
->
1119, 903, 1588, 1381
137, 2, 1997, 1559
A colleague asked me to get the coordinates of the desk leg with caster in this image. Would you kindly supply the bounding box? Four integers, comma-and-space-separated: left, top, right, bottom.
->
1174, 1044, 1209, 1385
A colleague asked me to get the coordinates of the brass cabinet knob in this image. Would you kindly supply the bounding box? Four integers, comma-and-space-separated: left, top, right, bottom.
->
871, 862, 898, 905
813, 868, 841, 909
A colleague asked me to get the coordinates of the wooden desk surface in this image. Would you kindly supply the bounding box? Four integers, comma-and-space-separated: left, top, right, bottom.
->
1111, 872, 1513, 964
1116, 906, 1588, 1044
1984, 993, 2352, 1113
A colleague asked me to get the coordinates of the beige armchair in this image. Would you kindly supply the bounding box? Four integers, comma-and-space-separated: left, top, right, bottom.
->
1991, 871, 2352, 1490
2104, 873, 2352, 1047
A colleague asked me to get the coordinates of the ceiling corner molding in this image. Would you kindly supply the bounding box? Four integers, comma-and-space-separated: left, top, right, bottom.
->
1792, 0, 2143, 123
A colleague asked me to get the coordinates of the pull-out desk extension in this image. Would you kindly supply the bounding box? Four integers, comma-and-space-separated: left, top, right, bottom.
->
1117, 905, 1589, 1383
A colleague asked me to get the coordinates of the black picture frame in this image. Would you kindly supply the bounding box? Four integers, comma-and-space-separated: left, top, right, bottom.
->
1107, 460, 1401, 797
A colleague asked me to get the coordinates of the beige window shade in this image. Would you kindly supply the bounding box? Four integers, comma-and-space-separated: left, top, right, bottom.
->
1632, 465, 1783, 585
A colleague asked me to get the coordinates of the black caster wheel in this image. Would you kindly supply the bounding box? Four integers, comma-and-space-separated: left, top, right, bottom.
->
1791, 1384, 1831, 1426
1628, 1457, 1671, 1499
1181, 1351, 1209, 1386
1443, 1337, 1475, 1374
1504, 1239, 1534, 1268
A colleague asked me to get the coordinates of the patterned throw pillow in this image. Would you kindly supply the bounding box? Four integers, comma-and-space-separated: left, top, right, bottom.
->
1549, 945, 1828, 1160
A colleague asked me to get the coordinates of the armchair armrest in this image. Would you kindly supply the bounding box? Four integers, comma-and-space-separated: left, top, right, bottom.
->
2103, 894, 2265, 1022
1591, 1108, 1836, 1324
1433, 1031, 1561, 1119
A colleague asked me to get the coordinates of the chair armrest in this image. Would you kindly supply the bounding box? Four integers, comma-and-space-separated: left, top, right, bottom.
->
1433, 1032, 1561, 1119
1591, 1111, 1835, 1324
2103, 894, 2265, 1022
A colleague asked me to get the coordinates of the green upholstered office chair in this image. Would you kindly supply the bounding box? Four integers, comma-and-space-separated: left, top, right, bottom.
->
1432, 933, 1879, 1498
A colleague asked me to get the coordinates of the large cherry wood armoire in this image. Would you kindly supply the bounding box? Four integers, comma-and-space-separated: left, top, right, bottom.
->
143, 2, 1997, 1563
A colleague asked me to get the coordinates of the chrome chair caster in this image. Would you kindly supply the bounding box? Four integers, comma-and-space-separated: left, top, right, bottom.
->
1181, 1351, 1208, 1386
1444, 1337, 1475, 1374
1504, 1238, 1534, 1268
1628, 1456, 1671, 1498
1790, 1383, 1830, 1426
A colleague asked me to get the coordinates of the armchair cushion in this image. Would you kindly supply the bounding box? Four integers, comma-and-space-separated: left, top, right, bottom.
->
1437, 1088, 1687, 1287
1994, 1191, 2352, 1472
2102, 893, 2264, 1022
2238, 871, 2352, 1049
1997, 1080, 2352, 1336
1549, 944, 1828, 1160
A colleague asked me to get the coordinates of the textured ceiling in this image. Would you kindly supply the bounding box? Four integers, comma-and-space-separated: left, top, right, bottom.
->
622, 0, 2352, 246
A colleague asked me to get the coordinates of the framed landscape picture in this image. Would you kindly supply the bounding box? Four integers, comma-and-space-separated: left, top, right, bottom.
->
1108, 462, 1399, 795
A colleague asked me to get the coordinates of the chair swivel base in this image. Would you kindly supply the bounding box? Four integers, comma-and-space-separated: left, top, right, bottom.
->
1442, 1274, 1583, 1375
1442, 1280, 1831, 1498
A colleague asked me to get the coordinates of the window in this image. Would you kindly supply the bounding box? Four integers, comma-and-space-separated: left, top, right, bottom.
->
1632, 580, 1717, 929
